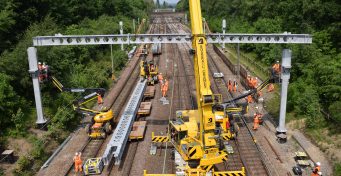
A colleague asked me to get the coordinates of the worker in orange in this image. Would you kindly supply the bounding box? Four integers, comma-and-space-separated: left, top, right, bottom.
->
253, 113, 260, 130
247, 95, 253, 104
250, 77, 258, 89
162, 79, 169, 97
311, 162, 321, 175
233, 80, 238, 92
158, 73, 164, 87
272, 60, 281, 76
257, 90, 263, 98
97, 93, 103, 105
227, 80, 232, 92
247, 75, 252, 87
268, 83, 275, 92
73, 152, 83, 173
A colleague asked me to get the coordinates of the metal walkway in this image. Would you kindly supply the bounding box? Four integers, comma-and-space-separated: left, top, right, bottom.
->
102, 79, 147, 165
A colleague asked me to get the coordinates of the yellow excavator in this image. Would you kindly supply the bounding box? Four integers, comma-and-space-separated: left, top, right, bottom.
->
51, 76, 114, 139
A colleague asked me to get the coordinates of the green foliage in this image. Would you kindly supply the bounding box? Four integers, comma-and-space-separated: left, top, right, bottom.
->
335, 162, 341, 176
328, 101, 341, 124
14, 155, 34, 176
0, 73, 26, 132
10, 108, 26, 136
177, 0, 341, 128
0, 1, 151, 175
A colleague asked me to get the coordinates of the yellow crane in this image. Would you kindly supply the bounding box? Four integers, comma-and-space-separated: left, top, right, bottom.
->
146, 0, 244, 175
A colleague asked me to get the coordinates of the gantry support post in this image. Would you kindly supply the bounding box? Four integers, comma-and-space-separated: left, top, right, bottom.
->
222, 19, 226, 49
119, 21, 124, 51
27, 47, 47, 126
276, 49, 291, 142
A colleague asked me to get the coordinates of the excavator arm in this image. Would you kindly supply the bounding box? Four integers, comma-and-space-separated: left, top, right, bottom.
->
51, 76, 105, 95
223, 78, 271, 105
50, 76, 106, 115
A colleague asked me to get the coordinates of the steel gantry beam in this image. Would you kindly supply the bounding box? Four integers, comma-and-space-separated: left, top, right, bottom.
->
33, 33, 312, 46
102, 79, 147, 166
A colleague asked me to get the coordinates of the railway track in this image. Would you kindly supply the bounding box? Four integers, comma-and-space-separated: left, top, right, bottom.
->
65, 15, 273, 176
63, 19, 159, 176
170, 21, 272, 175
106, 17, 172, 176
207, 44, 271, 175
64, 139, 104, 175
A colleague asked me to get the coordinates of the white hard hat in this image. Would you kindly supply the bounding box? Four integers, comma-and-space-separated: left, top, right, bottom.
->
254, 113, 256, 116
38, 62, 41, 64
276, 60, 279, 63
255, 77, 258, 80
316, 162, 321, 166
75, 152, 78, 155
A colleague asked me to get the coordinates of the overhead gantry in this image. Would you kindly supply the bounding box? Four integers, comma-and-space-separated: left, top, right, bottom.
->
28, 0, 312, 173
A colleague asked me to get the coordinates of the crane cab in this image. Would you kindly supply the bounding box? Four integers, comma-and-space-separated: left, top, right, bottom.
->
169, 109, 233, 168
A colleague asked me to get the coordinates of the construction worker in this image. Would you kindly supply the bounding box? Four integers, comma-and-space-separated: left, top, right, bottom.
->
38, 62, 43, 71
150, 64, 155, 72
268, 83, 275, 92
256, 112, 263, 125
38, 62, 44, 82
233, 80, 238, 92
227, 80, 232, 92
247, 95, 253, 104
158, 73, 164, 86
253, 113, 260, 130
272, 60, 280, 76
42, 62, 49, 80
251, 77, 258, 89
73, 152, 83, 172
312, 162, 321, 175
143, 61, 149, 79
97, 93, 103, 105
257, 90, 263, 99
162, 79, 169, 97
247, 75, 252, 87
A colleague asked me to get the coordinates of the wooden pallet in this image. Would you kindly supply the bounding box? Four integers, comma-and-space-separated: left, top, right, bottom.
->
129, 121, 147, 140
144, 86, 155, 98
138, 102, 152, 115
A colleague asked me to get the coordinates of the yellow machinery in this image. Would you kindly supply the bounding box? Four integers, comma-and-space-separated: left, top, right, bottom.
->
147, 0, 245, 175
72, 92, 114, 139
83, 158, 104, 175
140, 60, 159, 85
51, 76, 114, 139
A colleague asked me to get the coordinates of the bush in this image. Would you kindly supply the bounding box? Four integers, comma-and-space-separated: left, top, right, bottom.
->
14, 156, 34, 176
334, 162, 341, 176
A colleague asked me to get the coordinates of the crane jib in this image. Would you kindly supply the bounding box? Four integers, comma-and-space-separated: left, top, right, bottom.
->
199, 43, 207, 90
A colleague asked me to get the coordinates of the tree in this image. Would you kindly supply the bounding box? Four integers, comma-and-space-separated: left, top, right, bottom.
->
156, 0, 160, 8
11, 108, 25, 135
0, 73, 23, 131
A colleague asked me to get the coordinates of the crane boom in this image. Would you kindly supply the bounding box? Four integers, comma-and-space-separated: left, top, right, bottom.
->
189, 0, 217, 148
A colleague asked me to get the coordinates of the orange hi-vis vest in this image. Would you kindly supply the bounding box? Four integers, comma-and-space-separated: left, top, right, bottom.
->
158, 74, 163, 81
273, 63, 280, 73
